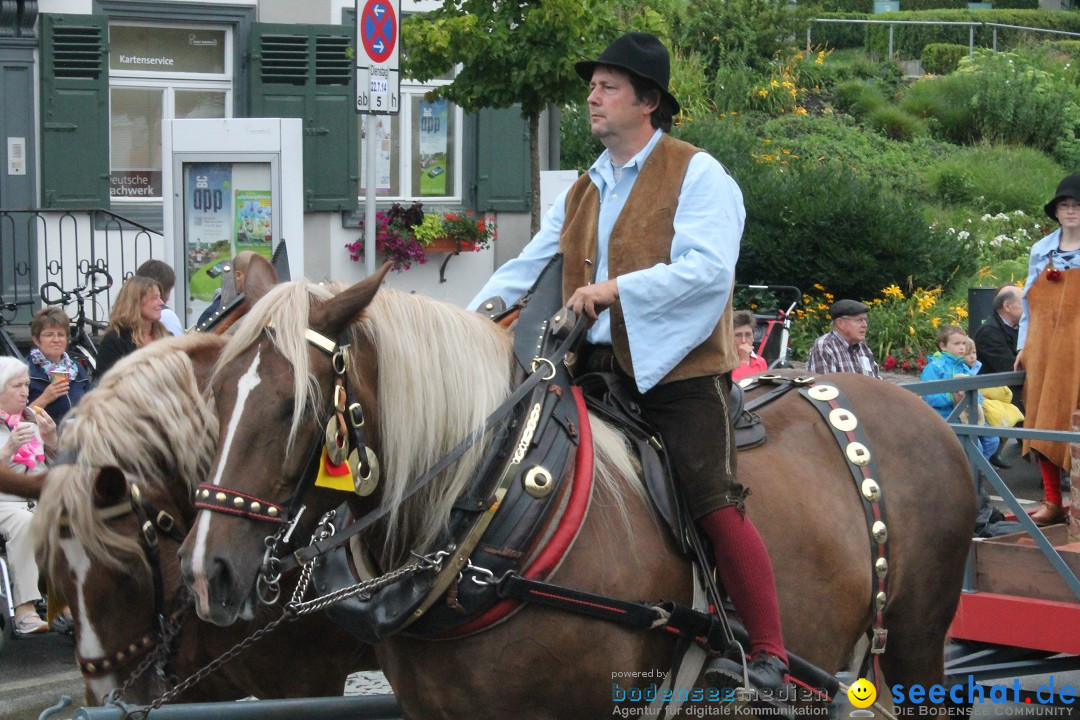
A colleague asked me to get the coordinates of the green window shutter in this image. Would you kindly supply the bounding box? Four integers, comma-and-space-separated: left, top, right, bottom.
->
249, 23, 358, 212
475, 106, 529, 213
40, 13, 109, 209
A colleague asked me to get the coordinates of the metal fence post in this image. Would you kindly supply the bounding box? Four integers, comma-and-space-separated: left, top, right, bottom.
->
889, 24, 894, 60
969, 26, 974, 56
993, 26, 998, 52
807, 25, 812, 54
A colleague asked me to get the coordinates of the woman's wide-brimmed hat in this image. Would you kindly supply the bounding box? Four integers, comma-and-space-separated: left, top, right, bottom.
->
575, 32, 680, 115
1044, 174, 1080, 220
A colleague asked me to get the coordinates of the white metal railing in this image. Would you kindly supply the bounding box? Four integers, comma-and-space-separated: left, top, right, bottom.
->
808, 17, 1080, 59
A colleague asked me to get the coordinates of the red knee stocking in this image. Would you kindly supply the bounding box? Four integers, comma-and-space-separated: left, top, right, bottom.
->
1040, 458, 1064, 507
698, 506, 788, 664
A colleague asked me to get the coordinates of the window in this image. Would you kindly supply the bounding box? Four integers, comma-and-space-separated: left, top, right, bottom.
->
359, 88, 462, 200
108, 22, 232, 201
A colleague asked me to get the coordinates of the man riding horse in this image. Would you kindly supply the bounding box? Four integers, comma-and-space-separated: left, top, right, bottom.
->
469, 32, 792, 703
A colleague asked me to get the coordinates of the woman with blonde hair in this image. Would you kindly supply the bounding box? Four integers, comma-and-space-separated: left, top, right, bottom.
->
94, 275, 167, 379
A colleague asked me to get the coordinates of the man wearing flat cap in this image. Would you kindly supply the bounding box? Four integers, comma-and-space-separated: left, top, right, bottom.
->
470, 32, 793, 704
805, 299, 881, 378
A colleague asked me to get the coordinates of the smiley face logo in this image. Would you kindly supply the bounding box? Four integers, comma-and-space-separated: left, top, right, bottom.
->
848, 678, 876, 709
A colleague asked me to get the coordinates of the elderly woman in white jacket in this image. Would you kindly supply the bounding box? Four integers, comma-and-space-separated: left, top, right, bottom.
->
0, 356, 57, 634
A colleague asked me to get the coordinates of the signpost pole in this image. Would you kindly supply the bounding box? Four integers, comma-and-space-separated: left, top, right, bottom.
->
356, 0, 401, 278
365, 116, 377, 277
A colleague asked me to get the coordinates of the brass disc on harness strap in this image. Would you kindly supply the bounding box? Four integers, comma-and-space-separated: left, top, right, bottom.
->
860, 478, 881, 502
845, 441, 871, 466
871, 521, 888, 544
808, 384, 839, 401
875, 591, 887, 611
875, 557, 889, 578
828, 407, 858, 433
523, 466, 554, 498
325, 418, 349, 466
351, 448, 380, 497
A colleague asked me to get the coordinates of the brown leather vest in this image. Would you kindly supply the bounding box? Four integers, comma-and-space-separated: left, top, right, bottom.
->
560, 134, 737, 386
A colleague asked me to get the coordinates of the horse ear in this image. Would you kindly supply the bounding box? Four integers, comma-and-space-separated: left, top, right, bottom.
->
92, 466, 128, 509
310, 261, 392, 337
243, 253, 279, 305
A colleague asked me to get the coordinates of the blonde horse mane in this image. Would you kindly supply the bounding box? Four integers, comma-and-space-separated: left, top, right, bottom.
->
212, 280, 645, 566
33, 334, 221, 576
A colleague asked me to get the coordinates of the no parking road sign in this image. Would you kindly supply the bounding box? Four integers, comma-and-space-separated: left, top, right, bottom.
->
356, 0, 400, 114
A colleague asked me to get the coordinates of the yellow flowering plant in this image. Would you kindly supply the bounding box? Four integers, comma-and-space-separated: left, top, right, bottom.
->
790, 283, 971, 373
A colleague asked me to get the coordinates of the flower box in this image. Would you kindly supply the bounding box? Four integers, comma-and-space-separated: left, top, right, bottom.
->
425, 237, 477, 253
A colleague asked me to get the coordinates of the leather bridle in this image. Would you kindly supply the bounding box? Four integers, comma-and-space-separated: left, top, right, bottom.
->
59, 480, 189, 679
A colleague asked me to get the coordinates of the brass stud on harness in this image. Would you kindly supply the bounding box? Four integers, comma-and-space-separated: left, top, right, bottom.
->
524, 466, 554, 498
215, 492, 226, 503
86, 663, 96, 673
808, 384, 839, 402
829, 407, 858, 433
875, 591, 887, 610
875, 557, 889, 578
251, 502, 261, 513
872, 521, 888, 544
861, 479, 881, 502
233, 496, 244, 508
199, 488, 210, 499
845, 442, 871, 466
268, 506, 279, 518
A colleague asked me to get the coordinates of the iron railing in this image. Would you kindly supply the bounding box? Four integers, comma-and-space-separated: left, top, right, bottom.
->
0, 208, 165, 329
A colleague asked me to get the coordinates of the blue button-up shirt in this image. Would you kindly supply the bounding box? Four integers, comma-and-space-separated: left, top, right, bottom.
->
1018, 228, 1080, 349
468, 130, 744, 392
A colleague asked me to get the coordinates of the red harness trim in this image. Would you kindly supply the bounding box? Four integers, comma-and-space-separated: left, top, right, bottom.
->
437, 386, 594, 637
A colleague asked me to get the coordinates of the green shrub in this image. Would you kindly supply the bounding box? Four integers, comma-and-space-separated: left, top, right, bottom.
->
755, 111, 954, 198
959, 50, 1070, 154
865, 9, 1080, 60
805, 13, 870, 50
730, 160, 975, 300
923, 144, 1064, 216
921, 43, 969, 74
834, 79, 888, 115
672, 0, 802, 73
800, 0, 871, 12
991, 0, 1038, 8
1044, 39, 1080, 64
902, 0, 966, 9
867, 104, 926, 140
898, 73, 978, 143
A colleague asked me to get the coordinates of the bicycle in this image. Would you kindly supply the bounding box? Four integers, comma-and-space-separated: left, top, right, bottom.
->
0, 297, 34, 359
39, 267, 112, 376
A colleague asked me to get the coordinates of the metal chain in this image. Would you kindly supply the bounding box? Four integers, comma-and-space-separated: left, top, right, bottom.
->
105, 604, 189, 710
117, 544, 447, 718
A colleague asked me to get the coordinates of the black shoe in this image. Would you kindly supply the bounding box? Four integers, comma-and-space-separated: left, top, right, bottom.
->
705, 653, 795, 715
989, 453, 1010, 469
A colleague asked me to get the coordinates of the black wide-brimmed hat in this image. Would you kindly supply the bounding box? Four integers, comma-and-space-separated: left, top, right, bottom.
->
1044, 173, 1080, 220
575, 32, 680, 115
830, 299, 870, 320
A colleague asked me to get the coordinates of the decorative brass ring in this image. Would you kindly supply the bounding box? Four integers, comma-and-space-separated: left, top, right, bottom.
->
333, 348, 348, 375
531, 357, 557, 381
524, 466, 554, 498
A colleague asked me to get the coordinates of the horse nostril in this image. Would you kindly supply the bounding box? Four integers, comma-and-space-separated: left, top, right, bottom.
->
207, 557, 234, 605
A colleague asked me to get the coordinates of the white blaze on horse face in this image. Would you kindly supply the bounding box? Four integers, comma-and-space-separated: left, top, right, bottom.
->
191, 349, 262, 614
60, 537, 116, 700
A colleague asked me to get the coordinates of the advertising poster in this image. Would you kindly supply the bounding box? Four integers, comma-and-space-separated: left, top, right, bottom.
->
184, 162, 233, 302
360, 116, 394, 195
235, 190, 273, 254
418, 99, 448, 195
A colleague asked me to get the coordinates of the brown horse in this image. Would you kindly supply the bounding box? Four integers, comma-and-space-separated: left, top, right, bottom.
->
178, 273, 975, 719
33, 334, 366, 706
